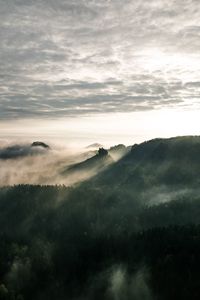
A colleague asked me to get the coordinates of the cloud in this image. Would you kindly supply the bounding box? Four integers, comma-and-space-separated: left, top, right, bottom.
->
1, 0, 200, 120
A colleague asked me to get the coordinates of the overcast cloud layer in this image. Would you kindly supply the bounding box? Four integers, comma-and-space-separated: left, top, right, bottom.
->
1, 0, 200, 120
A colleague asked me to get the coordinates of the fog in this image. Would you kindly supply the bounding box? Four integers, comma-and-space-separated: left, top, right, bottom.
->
0, 140, 98, 186
108, 266, 152, 300
0, 139, 125, 187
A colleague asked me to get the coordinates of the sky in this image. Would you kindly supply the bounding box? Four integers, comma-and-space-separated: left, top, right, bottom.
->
1, 0, 200, 146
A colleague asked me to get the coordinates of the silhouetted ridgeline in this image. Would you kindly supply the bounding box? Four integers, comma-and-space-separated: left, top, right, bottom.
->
1, 136, 200, 299
90, 136, 200, 191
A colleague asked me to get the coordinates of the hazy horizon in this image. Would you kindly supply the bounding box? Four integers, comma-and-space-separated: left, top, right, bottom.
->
1, 108, 200, 148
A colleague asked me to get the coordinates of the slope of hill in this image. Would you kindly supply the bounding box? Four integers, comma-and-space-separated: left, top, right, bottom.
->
61, 148, 113, 184
91, 136, 200, 191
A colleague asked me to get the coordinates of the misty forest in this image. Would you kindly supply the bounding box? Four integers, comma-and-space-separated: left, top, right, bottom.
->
1, 137, 200, 299
2, 0, 200, 299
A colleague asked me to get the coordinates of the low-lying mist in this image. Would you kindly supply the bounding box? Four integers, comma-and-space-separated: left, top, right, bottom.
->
0, 140, 98, 186
0, 139, 124, 187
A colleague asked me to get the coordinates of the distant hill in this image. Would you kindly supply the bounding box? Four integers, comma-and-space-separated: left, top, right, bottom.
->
31, 141, 50, 149
0, 141, 50, 159
86, 143, 103, 149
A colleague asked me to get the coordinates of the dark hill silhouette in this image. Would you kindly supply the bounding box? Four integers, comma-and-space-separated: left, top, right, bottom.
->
31, 141, 50, 149
89, 136, 200, 193
0, 141, 50, 159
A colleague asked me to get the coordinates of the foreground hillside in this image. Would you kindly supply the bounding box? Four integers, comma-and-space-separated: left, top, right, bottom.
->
0, 185, 200, 300
1, 136, 200, 299
87, 136, 200, 206
92, 136, 200, 187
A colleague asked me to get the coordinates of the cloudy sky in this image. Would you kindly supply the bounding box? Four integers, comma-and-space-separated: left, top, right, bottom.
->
1, 0, 200, 146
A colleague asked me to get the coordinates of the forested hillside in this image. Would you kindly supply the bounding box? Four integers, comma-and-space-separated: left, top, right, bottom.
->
1, 136, 200, 299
